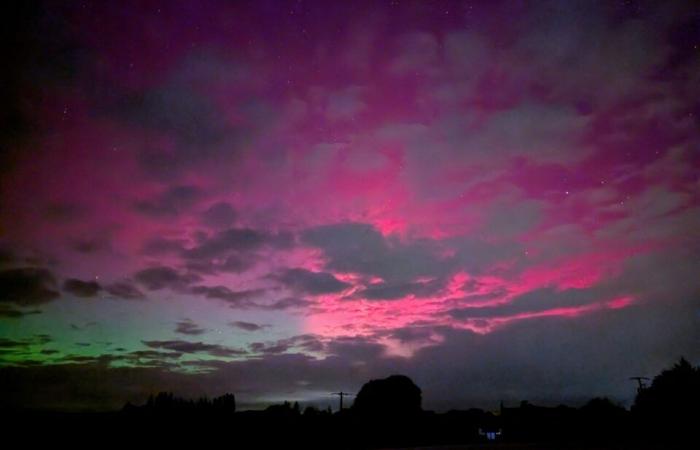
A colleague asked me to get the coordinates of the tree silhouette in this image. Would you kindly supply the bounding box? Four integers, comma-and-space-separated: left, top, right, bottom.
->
632, 357, 700, 434
352, 374, 422, 417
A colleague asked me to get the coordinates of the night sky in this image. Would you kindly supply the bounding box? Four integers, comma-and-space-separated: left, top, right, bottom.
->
1, 0, 699, 412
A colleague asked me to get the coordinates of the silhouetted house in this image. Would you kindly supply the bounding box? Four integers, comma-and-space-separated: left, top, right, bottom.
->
478, 427, 502, 441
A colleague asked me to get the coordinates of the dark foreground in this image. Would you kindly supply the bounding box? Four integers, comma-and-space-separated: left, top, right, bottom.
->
3, 409, 693, 450
5, 360, 698, 449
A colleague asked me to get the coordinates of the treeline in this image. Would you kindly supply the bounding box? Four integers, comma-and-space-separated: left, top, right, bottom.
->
123, 392, 236, 414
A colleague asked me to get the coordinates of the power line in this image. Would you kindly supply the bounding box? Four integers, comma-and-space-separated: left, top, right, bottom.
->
331, 391, 353, 411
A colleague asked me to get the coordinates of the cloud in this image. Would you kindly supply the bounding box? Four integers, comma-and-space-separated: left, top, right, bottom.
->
458, 103, 591, 163
70, 322, 97, 331
229, 321, 269, 332
219, 254, 256, 273
182, 228, 267, 260
448, 287, 611, 320
44, 201, 89, 222
300, 221, 526, 300
201, 202, 237, 228
106, 51, 257, 179
181, 254, 256, 276
69, 235, 112, 254
389, 326, 444, 344
273, 268, 350, 295
301, 222, 450, 284
190, 285, 264, 306
179, 227, 291, 275
0, 305, 41, 319
324, 335, 387, 361
134, 266, 200, 291
389, 31, 440, 75
141, 237, 186, 256
63, 278, 102, 298
175, 319, 206, 336
0, 334, 53, 358
258, 297, 316, 310
142, 340, 246, 358
249, 334, 325, 355
325, 86, 366, 121
105, 281, 145, 300
352, 279, 443, 301
0, 267, 60, 306
134, 185, 203, 217
128, 350, 183, 360
115, 85, 226, 148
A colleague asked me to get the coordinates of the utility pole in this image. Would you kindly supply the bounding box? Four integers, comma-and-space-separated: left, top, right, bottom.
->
629, 376, 650, 394
331, 391, 353, 412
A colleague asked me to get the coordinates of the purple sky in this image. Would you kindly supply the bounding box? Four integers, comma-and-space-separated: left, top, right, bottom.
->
1, 0, 699, 411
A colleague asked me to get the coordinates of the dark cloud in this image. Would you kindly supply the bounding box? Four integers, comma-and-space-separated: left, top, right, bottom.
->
174, 227, 292, 278
249, 334, 325, 355
105, 281, 145, 300
142, 340, 246, 358
301, 223, 451, 284
114, 82, 227, 148
128, 350, 183, 360
0, 338, 29, 349
141, 237, 186, 256
190, 285, 264, 306
273, 268, 350, 295
106, 52, 256, 179
134, 185, 203, 217
69, 235, 112, 254
0, 305, 41, 319
181, 254, 256, 275
190, 256, 258, 277
0, 267, 60, 306
324, 335, 386, 361
175, 319, 206, 336
249, 341, 290, 355
389, 326, 443, 344
229, 321, 269, 332
70, 322, 97, 331
44, 201, 88, 222
219, 254, 255, 273
258, 297, 316, 310
353, 279, 443, 300
34, 334, 52, 345
448, 287, 608, 320
0, 334, 52, 356
182, 228, 267, 260
134, 266, 200, 291
302, 222, 526, 300
201, 202, 237, 228
62, 278, 101, 298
